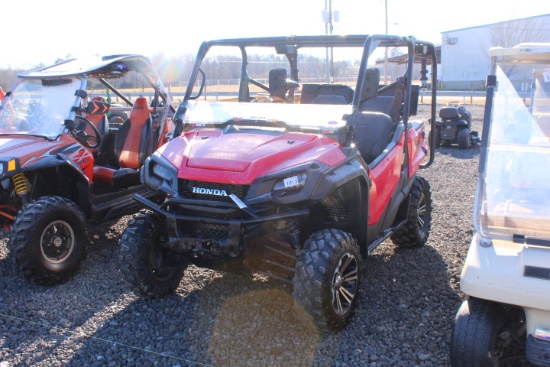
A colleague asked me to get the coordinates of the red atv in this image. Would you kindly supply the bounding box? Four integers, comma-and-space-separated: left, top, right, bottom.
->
0, 55, 173, 285
119, 35, 438, 331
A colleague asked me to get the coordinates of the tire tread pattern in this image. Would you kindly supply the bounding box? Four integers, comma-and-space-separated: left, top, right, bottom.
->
118, 211, 186, 298
450, 298, 506, 367
391, 176, 432, 248
8, 196, 87, 285
293, 228, 361, 332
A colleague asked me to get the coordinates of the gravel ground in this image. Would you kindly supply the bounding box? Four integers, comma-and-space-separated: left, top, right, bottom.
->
0, 104, 530, 367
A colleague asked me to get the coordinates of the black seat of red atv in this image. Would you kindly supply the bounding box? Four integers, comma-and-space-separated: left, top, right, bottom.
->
353, 112, 395, 165
360, 76, 405, 123
93, 97, 153, 187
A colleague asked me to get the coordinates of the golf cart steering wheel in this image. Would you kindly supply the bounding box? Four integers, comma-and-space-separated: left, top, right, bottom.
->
70, 116, 101, 149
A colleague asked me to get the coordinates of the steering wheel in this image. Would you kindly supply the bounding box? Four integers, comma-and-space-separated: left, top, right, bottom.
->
70, 116, 101, 149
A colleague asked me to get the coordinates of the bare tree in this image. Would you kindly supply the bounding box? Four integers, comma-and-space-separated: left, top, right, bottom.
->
489, 15, 549, 80
490, 16, 549, 48
0, 68, 26, 90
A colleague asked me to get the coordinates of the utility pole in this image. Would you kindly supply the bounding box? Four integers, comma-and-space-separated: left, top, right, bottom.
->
384, 0, 389, 83
323, 0, 337, 82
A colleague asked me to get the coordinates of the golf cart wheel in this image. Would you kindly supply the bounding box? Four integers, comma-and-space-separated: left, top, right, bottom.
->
8, 196, 87, 285
293, 229, 361, 332
457, 128, 471, 149
391, 176, 432, 248
119, 211, 187, 298
450, 298, 506, 367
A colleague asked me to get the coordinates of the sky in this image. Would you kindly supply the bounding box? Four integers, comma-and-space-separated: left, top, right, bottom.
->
2, 0, 550, 69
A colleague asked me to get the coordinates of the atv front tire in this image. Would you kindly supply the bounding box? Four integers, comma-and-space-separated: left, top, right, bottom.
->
391, 176, 432, 248
119, 211, 187, 298
450, 298, 506, 367
9, 196, 88, 285
293, 229, 361, 332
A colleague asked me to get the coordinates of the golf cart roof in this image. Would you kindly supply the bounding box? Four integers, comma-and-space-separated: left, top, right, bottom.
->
18, 54, 159, 80
489, 43, 550, 63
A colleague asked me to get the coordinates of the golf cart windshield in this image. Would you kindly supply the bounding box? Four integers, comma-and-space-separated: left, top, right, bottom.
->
0, 78, 81, 138
475, 44, 550, 240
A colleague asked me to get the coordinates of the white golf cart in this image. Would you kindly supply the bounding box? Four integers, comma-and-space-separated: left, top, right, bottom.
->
450, 43, 550, 366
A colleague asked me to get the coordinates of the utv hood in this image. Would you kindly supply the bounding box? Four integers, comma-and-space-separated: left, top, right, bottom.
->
160, 131, 346, 185
162, 101, 350, 183
186, 130, 330, 172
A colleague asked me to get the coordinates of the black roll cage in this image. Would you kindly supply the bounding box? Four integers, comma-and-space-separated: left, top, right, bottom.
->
174, 34, 438, 168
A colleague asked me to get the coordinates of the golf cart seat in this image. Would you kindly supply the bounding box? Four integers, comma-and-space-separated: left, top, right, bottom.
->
93, 97, 153, 187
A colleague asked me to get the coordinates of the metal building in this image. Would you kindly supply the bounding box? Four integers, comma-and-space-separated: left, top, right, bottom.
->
439, 14, 550, 90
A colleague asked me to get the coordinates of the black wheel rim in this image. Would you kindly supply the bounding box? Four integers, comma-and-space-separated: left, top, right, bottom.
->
148, 239, 176, 281
331, 252, 359, 315
417, 191, 427, 230
40, 220, 75, 263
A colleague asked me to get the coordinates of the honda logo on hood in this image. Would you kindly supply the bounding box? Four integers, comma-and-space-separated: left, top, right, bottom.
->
192, 187, 229, 196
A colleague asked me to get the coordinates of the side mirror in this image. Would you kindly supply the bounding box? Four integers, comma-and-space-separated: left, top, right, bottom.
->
172, 104, 188, 138
189, 68, 206, 100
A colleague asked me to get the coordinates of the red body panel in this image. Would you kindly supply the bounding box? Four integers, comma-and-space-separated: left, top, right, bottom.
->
158, 131, 346, 184
0, 136, 95, 181
407, 123, 427, 177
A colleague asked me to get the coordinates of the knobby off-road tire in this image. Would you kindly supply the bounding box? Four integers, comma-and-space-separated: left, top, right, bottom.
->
450, 298, 506, 367
293, 229, 361, 332
391, 176, 432, 248
457, 128, 471, 149
119, 211, 187, 298
8, 196, 87, 286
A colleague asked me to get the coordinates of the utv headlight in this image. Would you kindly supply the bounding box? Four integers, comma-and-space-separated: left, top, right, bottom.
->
273, 173, 307, 192
143, 153, 178, 195
152, 161, 173, 180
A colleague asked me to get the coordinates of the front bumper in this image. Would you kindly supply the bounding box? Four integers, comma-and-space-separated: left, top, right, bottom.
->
460, 232, 550, 340
133, 193, 309, 256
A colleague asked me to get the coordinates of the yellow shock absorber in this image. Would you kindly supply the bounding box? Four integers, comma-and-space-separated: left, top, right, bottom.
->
12, 173, 30, 196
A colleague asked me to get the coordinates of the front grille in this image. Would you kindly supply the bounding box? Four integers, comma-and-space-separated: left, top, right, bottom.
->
178, 179, 250, 203
175, 190, 250, 240
187, 222, 229, 240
